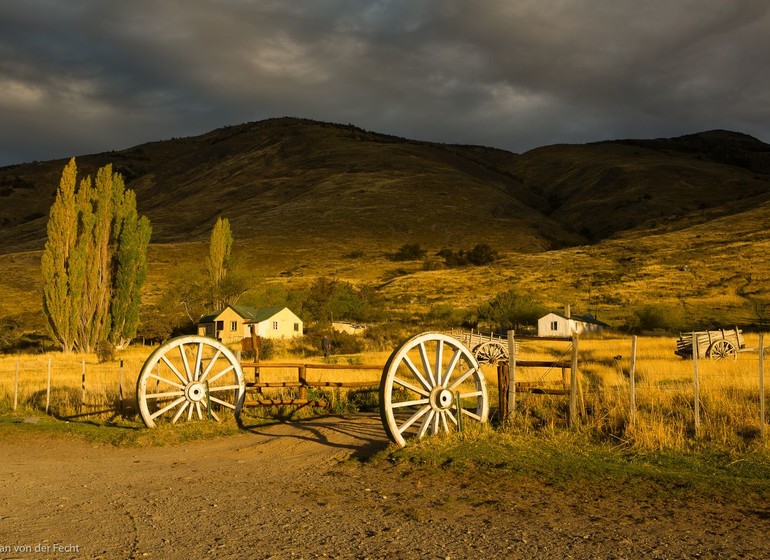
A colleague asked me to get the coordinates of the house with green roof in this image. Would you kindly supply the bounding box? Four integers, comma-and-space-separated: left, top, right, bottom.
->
197, 305, 303, 344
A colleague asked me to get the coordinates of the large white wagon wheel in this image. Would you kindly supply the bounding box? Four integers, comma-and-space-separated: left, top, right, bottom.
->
136, 336, 245, 428
707, 339, 737, 360
379, 332, 489, 447
473, 340, 508, 366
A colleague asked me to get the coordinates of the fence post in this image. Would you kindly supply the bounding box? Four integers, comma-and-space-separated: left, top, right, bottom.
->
759, 333, 765, 439
119, 359, 124, 417
14, 358, 19, 411
81, 359, 86, 407
298, 365, 307, 402
497, 363, 508, 422
45, 358, 51, 414
506, 330, 516, 421
569, 335, 580, 428
629, 335, 637, 427
692, 332, 701, 436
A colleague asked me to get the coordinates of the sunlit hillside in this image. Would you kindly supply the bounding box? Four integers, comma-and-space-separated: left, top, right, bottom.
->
1, 118, 769, 337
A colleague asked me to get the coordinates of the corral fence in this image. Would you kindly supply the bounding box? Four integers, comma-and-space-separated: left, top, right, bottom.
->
1, 333, 769, 445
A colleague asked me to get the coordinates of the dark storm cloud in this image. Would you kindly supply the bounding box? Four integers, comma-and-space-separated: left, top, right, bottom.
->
1, 0, 769, 166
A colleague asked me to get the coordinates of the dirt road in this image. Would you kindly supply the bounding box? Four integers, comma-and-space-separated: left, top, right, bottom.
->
1, 414, 769, 559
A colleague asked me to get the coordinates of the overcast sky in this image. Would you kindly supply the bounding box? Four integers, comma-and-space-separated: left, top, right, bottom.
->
1, 0, 769, 166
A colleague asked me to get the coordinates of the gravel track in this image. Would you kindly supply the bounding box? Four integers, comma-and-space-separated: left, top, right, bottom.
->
1, 414, 769, 559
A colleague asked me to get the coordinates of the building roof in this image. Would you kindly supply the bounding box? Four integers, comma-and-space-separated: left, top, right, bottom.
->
198, 305, 298, 324
542, 311, 609, 327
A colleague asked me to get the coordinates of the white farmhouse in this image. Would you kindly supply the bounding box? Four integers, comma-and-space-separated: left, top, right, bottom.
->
198, 305, 303, 344
538, 311, 609, 337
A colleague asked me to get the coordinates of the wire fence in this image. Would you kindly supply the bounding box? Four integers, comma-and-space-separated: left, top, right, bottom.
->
1, 335, 768, 449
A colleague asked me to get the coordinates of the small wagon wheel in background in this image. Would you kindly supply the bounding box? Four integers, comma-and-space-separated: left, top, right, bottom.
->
473, 340, 509, 366
707, 339, 737, 360
136, 335, 245, 428
379, 332, 489, 448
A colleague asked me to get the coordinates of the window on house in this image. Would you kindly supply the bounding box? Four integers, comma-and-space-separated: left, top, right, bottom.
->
272, 321, 279, 330
550, 321, 558, 331
230, 321, 238, 331
216, 320, 224, 332
294, 323, 299, 332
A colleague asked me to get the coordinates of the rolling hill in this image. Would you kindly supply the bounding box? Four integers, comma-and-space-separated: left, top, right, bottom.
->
1, 118, 770, 335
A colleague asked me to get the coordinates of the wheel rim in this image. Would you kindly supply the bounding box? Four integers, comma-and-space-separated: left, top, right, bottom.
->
136, 335, 245, 428
473, 341, 508, 365
379, 332, 489, 447
709, 340, 737, 360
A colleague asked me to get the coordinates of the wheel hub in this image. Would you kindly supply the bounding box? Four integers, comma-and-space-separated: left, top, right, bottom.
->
185, 381, 207, 403
430, 387, 454, 411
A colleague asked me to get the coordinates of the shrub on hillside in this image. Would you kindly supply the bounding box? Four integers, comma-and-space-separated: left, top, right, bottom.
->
627, 304, 685, 333
288, 277, 385, 324
437, 244, 498, 267
391, 243, 427, 261
364, 322, 412, 351
478, 288, 545, 331
96, 340, 116, 363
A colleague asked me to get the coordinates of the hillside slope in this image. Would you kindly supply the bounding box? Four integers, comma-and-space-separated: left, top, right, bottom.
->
1, 119, 770, 333
0, 118, 579, 254
2, 119, 770, 257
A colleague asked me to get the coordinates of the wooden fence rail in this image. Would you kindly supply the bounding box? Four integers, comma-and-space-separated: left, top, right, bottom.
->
240, 361, 382, 407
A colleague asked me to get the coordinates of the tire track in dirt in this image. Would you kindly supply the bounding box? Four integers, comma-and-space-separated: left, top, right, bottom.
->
0, 414, 389, 559
2, 414, 770, 559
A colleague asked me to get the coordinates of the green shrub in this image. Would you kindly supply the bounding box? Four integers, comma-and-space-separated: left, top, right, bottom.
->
628, 304, 685, 333
437, 244, 498, 267
95, 340, 116, 363
391, 243, 427, 261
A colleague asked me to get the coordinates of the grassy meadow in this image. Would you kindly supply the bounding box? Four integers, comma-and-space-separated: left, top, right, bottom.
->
1, 333, 767, 452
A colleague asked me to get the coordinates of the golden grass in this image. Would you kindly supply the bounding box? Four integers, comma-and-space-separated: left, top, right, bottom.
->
1, 335, 768, 452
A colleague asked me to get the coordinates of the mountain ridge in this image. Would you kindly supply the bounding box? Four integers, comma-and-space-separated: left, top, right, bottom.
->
1, 118, 769, 256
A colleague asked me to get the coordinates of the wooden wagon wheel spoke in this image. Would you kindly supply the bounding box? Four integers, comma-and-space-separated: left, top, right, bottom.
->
392, 376, 430, 397
397, 405, 432, 435
171, 401, 190, 424
160, 355, 188, 385
473, 341, 509, 366
708, 340, 737, 360
197, 349, 222, 382
379, 332, 489, 447
441, 348, 463, 387
147, 373, 185, 390
136, 336, 245, 428
401, 355, 433, 393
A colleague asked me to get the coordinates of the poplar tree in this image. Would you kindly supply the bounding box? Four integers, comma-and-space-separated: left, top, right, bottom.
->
208, 217, 232, 287
41, 159, 151, 352
111, 189, 152, 347
207, 217, 234, 310
41, 158, 79, 352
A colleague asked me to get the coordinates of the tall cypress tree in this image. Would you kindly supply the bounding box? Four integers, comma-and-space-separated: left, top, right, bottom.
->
111, 188, 152, 347
42, 159, 151, 352
207, 217, 233, 310
41, 158, 79, 352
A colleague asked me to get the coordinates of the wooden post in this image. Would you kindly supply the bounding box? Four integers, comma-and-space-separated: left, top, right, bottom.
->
506, 330, 516, 420
298, 365, 307, 401
45, 358, 51, 414
81, 359, 86, 407
759, 333, 765, 437
13, 358, 19, 411
569, 335, 579, 428
119, 359, 124, 416
629, 335, 637, 428
251, 329, 260, 363
692, 332, 701, 436
497, 364, 508, 422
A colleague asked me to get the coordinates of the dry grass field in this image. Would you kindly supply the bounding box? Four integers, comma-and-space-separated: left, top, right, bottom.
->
1, 334, 767, 452
1, 119, 770, 454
